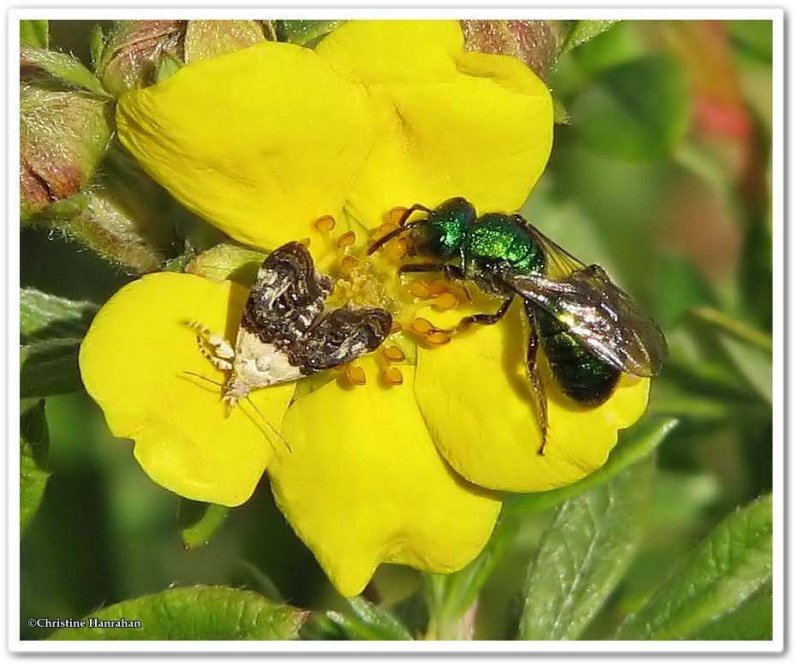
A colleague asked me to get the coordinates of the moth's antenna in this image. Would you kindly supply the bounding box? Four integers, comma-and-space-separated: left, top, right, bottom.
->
243, 396, 292, 454
177, 372, 292, 455
180, 370, 224, 388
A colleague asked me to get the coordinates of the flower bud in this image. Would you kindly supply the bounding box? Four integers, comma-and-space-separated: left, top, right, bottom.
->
29, 148, 180, 274
184, 20, 267, 63
460, 20, 558, 79
95, 20, 184, 96
20, 82, 112, 218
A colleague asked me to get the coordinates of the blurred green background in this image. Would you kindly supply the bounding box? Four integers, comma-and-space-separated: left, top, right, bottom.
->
20, 19, 773, 640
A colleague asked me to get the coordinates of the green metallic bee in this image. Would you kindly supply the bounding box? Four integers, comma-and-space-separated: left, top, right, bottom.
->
368, 197, 667, 453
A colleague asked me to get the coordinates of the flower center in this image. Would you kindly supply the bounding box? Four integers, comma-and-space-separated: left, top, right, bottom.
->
307, 210, 477, 389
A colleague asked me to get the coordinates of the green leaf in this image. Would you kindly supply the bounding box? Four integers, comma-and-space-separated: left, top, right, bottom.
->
507, 417, 678, 516
559, 20, 620, 55
727, 20, 772, 64
20, 47, 107, 96
518, 456, 654, 639
155, 53, 182, 83
275, 20, 343, 46
325, 598, 413, 640
571, 55, 691, 161
20, 20, 48, 49
21, 288, 97, 343
690, 581, 772, 640
49, 586, 309, 640
431, 513, 519, 625
89, 24, 106, 69
20, 399, 50, 532
20, 338, 83, 397
185, 242, 266, 284
614, 494, 772, 639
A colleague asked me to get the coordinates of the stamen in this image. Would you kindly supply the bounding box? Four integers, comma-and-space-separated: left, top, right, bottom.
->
337, 231, 357, 249
344, 364, 367, 386
411, 317, 435, 335
383, 367, 404, 386
383, 345, 406, 362
408, 280, 431, 299
313, 215, 336, 233
299, 237, 312, 247
433, 292, 459, 310
389, 321, 402, 334
428, 279, 451, 296
386, 238, 409, 262
339, 255, 359, 272
425, 331, 452, 346
387, 206, 407, 227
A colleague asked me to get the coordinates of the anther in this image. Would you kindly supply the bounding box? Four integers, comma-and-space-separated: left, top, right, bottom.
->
383, 345, 406, 362
345, 365, 367, 386
426, 331, 451, 346
387, 207, 407, 227
389, 321, 402, 334
339, 255, 359, 272
299, 237, 312, 247
411, 317, 435, 335
428, 279, 451, 296
386, 238, 408, 262
408, 280, 431, 299
383, 367, 404, 386
337, 231, 357, 249
313, 215, 336, 233
433, 292, 459, 310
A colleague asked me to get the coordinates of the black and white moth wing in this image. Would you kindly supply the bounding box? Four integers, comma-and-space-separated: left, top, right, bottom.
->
289, 307, 393, 374
240, 241, 333, 348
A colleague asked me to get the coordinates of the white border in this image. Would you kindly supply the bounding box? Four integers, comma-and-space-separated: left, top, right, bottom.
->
5, 2, 786, 656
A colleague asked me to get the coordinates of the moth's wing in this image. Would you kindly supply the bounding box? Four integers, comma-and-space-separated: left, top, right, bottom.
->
508, 267, 667, 377
289, 307, 393, 373
241, 241, 332, 346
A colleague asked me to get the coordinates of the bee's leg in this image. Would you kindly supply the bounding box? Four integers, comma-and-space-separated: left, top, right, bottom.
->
436, 295, 514, 335
525, 328, 549, 455
397, 263, 465, 282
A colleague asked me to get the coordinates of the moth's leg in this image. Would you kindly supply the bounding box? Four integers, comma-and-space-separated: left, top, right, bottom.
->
525, 327, 548, 456
432, 294, 514, 336
187, 320, 234, 370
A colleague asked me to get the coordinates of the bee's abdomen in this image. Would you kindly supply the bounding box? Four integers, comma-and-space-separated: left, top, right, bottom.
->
534, 309, 620, 406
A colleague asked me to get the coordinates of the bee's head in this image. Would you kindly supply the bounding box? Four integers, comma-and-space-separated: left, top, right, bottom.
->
413, 197, 476, 260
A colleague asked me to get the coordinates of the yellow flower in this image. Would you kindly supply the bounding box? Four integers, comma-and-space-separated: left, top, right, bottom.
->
80, 20, 651, 597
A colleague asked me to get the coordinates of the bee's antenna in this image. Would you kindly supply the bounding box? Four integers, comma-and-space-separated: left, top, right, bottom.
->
367, 203, 432, 255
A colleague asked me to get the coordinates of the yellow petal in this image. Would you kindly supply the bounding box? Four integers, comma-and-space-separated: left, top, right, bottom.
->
116, 42, 374, 250
271, 356, 501, 597
79, 273, 294, 506
317, 20, 554, 224
413, 303, 651, 492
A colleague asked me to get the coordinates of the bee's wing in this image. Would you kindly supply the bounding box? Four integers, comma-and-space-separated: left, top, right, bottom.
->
508, 266, 667, 377
241, 242, 332, 346
291, 307, 393, 372
521, 220, 589, 280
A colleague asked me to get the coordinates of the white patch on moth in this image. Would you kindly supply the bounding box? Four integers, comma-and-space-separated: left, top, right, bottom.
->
224, 329, 303, 400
